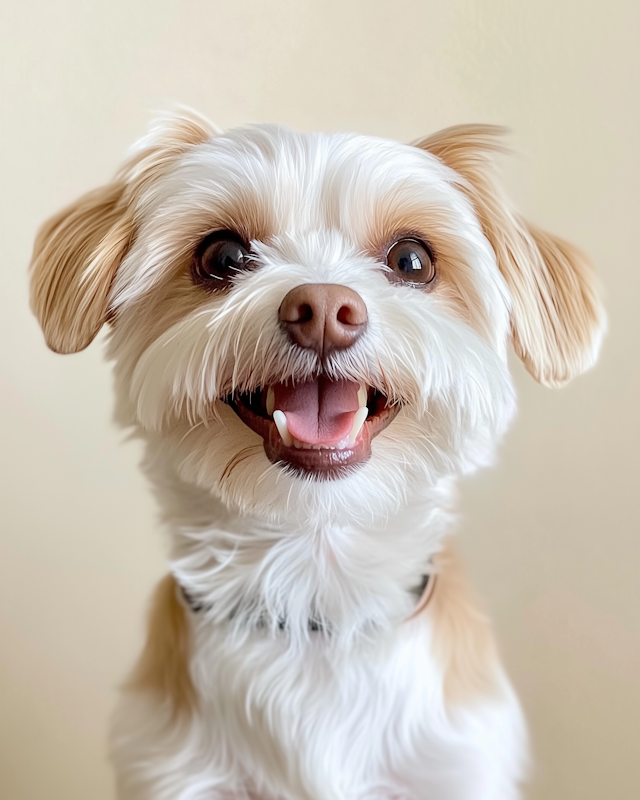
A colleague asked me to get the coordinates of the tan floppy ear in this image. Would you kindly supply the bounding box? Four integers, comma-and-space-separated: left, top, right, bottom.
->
30, 108, 218, 354
415, 125, 605, 387
30, 181, 131, 354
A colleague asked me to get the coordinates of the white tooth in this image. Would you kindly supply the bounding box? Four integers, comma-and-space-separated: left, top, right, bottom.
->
273, 410, 293, 447
266, 387, 275, 416
357, 383, 367, 409
348, 406, 369, 444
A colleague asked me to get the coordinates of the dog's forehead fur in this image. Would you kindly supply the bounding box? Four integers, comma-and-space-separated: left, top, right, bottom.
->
167, 125, 460, 233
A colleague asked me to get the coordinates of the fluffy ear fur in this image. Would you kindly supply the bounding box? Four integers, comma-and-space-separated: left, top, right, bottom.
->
415, 125, 605, 387
30, 109, 217, 354
30, 181, 131, 354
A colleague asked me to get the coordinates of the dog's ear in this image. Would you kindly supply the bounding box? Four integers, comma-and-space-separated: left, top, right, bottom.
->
30, 109, 218, 354
415, 125, 605, 387
30, 181, 132, 354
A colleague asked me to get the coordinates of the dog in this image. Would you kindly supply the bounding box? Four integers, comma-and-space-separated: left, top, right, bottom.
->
29, 109, 604, 800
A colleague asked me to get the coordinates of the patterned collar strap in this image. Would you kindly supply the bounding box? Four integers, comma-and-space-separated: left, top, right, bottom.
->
178, 570, 437, 628
406, 571, 437, 620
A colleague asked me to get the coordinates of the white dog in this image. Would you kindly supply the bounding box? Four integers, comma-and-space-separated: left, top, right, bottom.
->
30, 110, 604, 800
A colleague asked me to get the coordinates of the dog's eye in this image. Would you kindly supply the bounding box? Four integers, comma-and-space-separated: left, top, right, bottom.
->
385, 239, 436, 287
192, 231, 250, 289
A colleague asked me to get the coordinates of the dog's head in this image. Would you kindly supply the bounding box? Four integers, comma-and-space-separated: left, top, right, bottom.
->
30, 111, 604, 528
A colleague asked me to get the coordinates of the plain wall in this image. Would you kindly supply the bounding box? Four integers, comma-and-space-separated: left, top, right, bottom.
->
1, 1, 638, 798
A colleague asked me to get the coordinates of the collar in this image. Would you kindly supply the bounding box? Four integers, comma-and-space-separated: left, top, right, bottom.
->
178, 571, 436, 632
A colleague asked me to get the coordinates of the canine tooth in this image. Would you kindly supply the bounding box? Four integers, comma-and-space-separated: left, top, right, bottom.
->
266, 387, 275, 416
357, 383, 367, 408
348, 406, 369, 443
273, 410, 293, 447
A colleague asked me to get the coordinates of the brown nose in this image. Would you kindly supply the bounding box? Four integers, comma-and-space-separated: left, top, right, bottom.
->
279, 283, 368, 356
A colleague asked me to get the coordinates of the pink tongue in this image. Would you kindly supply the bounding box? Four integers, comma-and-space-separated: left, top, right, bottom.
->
273, 377, 360, 444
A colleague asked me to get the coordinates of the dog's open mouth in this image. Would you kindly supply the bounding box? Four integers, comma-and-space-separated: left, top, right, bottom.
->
228, 377, 400, 477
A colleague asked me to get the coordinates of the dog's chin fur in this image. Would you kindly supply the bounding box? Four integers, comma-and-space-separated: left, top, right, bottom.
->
30, 111, 605, 800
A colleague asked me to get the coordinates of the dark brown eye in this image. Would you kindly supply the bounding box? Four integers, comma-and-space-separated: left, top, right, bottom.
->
385, 238, 436, 287
192, 231, 250, 289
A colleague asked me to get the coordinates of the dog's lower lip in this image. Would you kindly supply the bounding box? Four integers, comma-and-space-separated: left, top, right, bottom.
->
227, 384, 400, 478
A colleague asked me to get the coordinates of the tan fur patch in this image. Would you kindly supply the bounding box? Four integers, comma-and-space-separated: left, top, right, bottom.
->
428, 540, 500, 706
30, 180, 132, 353
115, 109, 218, 204
126, 574, 196, 717
415, 125, 605, 387
363, 200, 502, 341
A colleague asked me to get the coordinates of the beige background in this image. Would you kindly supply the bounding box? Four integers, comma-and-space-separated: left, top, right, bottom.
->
1, 1, 638, 798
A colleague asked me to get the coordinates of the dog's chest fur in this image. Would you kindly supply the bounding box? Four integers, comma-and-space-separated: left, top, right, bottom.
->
112, 472, 527, 800
186, 609, 523, 800
118, 551, 527, 799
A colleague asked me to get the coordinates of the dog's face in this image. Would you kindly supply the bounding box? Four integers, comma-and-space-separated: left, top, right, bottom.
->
30, 112, 604, 529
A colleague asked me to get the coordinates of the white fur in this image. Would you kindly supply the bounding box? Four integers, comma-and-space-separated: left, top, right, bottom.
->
112, 610, 527, 800
102, 121, 529, 798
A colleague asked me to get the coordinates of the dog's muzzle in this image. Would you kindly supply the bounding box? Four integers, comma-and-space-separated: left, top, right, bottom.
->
227, 283, 400, 477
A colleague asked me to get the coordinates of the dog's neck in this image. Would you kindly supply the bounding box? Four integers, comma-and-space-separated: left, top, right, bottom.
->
144, 451, 454, 645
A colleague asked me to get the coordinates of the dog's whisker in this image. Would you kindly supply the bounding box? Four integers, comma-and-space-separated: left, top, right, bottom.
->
177, 419, 206, 446
221, 445, 262, 484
